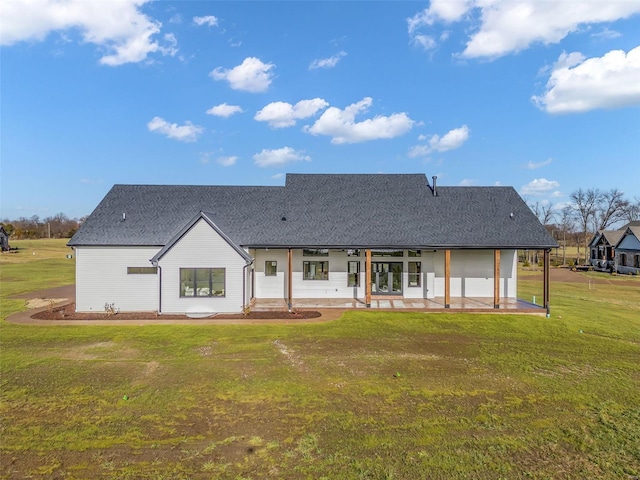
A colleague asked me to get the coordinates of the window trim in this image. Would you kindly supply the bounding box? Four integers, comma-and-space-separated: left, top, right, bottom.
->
180, 268, 226, 297
303, 260, 329, 280
408, 261, 421, 287
265, 260, 277, 276
347, 261, 360, 287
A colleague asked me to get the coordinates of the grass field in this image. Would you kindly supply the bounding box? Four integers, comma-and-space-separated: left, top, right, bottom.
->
1, 240, 639, 479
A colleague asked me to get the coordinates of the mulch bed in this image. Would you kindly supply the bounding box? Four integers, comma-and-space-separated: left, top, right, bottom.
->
32, 303, 322, 321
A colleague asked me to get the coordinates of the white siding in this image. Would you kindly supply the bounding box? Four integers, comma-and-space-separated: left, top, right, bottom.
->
74, 246, 160, 312
251, 248, 517, 301
293, 250, 364, 299
158, 219, 248, 314
254, 249, 289, 298
432, 249, 517, 298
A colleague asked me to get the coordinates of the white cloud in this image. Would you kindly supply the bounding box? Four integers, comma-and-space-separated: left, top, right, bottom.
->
304, 97, 414, 144
193, 15, 218, 27
526, 158, 553, 169
217, 156, 237, 167
147, 116, 203, 142
591, 27, 622, 40
309, 51, 347, 70
253, 147, 311, 167
407, 1, 640, 59
532, 46, 640, 113
411, 34, 437, 51
459, 179, 475, 186
255, 98, 328, 128
0, 0, 175, 66
210, 57, 274, 93
520, 178, 560, 196
408, 0, 471, 34
206, 103, 243, 118
408, 125, 470, 157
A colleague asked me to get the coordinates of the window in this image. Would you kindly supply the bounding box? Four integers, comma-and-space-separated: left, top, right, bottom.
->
265, 261, 277, 276
619, 253, 627, 267
180, 268, 225, 297
347, 249, 360, 257
408, 250, 421, 257
127, 267, 157, 274
303, 248, 329, 256
347, 261, 360, 287
303, 261, 328, 280
408, 262, 421, 287
635, 255, 640, 268
372, 249, 403, 257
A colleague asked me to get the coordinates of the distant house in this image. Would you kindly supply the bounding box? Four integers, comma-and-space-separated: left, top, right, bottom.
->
589, 229, 624, 272
614, 225, 640, 275
68, 174, 558, 316
0, 226, 10, 252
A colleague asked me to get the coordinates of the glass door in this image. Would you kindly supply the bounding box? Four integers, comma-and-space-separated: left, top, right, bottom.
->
371, 262, 403, 295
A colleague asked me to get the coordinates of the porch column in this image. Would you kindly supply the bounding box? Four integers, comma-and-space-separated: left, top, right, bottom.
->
365, 249, 372, 307
493, 249, 501, 309
543, 249, 550, 316
287, 248, 293, 312
444, 249, 451, 308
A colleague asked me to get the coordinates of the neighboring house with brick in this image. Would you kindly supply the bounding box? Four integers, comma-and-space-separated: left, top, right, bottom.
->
589, 229, 625, 272
68, 174, 558, 315
614, 225, 640, 275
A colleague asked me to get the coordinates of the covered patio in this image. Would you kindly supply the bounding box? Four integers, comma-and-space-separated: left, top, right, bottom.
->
252, 296, 545, 314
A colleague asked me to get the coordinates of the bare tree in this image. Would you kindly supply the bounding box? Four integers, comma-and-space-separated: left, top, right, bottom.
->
558, 206, 575, 265
529, 201, 556, 225
622, 197, 640, 222
570, 188, 601, 264
595, 188, 629, 230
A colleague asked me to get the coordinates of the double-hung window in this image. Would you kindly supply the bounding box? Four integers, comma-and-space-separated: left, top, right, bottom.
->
347, 261, 360, 287
180, 268, 225, 297
408, 262, 421, 287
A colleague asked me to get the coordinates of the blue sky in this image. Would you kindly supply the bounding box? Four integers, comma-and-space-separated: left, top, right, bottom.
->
2, 0, 640, 221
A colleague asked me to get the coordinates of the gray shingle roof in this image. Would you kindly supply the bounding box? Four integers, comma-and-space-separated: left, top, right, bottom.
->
68, 174, 557, 249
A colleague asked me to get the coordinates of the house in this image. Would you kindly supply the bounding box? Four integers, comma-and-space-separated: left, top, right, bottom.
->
67, 174, 558, 315
614, 225, 640, 275
588, 229, 624, 272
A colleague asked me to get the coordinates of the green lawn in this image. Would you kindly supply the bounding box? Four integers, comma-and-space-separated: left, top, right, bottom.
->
1, 241, 638, 479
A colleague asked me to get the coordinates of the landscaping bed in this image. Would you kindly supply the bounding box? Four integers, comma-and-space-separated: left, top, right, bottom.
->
32, 302, 322, 321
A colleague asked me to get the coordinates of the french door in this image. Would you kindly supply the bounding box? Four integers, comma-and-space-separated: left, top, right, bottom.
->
371, 262, 403, 295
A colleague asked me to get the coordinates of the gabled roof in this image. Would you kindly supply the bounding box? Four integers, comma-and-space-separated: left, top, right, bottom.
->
589, 229, 625, 248
68, 173, 558, 249
150, 212, 252, 264
614, 226, 640, 249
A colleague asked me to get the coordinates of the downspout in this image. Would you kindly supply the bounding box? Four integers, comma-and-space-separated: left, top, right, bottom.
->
151, 260, 161, 315
243, 259, 254, 312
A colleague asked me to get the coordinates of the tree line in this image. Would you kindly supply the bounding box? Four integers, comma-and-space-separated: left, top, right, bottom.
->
1, 213, 86, 240
529, 188, 640, 264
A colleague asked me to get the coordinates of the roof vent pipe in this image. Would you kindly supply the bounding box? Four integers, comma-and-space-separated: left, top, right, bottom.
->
122, 212, 126, 222
432, 176, 437, 196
